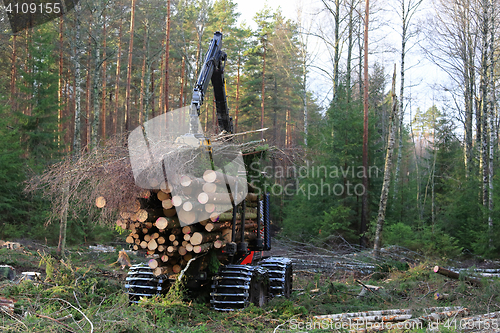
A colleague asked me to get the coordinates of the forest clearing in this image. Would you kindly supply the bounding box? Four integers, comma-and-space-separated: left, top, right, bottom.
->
2, 239, 500, 332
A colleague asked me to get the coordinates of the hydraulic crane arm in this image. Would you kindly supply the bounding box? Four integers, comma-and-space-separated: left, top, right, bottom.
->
190, 32, 233, 135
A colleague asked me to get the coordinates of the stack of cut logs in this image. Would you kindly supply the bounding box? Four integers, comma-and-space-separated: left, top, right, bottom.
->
97, 170, 260, 277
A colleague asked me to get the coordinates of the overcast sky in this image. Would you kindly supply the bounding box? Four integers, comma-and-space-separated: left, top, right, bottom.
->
233, 0, 302, 28
231, 0, 449, 126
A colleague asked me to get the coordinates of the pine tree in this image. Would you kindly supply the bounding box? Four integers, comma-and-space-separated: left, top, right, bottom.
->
17, 25, 61, 168
0, 103, 26, 235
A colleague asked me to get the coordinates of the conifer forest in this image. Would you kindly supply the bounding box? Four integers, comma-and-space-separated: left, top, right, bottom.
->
2, 0, 500, 277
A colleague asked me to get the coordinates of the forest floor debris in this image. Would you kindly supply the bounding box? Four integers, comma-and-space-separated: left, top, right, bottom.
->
0, 241, 500, 332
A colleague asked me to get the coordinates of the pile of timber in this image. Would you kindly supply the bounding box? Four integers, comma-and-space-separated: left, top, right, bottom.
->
456, 267, 500, 278
0, 240, 23, 250
97, 170, 260, 277
460, 311, 500, 331
0, 297, 15, 315
314, 307, 469, 332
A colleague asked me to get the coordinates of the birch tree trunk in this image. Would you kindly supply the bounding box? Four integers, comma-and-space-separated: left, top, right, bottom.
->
464, 3, 475, 177
320, 0, 340, 101
302, 49, 308, 145
179, 55, 185, 109
480, 0, 489, 209
373, 65, 398, 260
488, 0, 495, 238
346, 0, 354, 103
394, 0, 423, 199
333, 0, 339, 100
297, 8, 309, 145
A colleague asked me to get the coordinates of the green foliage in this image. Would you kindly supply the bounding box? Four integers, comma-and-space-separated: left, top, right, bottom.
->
207, 250, 221, 275
0, 101, 28, 231
384, 223, 462, 257
0, 25, 68, 243
282, 74, 387, 245
17, 25, 61, 169
320, 205, 356, 241
38, 251, 80, 285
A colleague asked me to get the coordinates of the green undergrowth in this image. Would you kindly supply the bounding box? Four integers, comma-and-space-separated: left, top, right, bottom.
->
1, 248, 500, 332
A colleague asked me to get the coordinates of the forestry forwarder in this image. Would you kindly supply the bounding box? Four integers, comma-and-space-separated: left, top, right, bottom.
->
125, 32, 293, 311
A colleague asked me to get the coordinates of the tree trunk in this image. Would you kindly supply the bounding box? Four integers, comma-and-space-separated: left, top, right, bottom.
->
273, 78, 278, 145
480, 0, 489, 210
333, 0, 340, 100
358, 0, 363, 98
346, 0, 353, 103
144, 29, 153, 122
158, 51, 163, 112
25, 30, 32, 116
466, 6, 474, 174
58, 21, 63, 148
361, 0, 369, 248
320, 0, 340, 100
179, 55, 185, 108
85, 27, 92, 149
464, 6, 475, 178
300, 25, 308, 145
394, 0, 407, 199
139, 23, 148, 124
91, 33, 101, 149
464, 58, 473, 176
10, 34, 16, 107
164, 0, 171, 113
488, 0, 495, 239
125, 0, 136, 131
286, 109, 291, 147
101, 10, 107, 140
261, 39, 267, 141
72, 2, 82, 154
113, 21, 123, 136
235, 51, 241, 133
151, 63, 155, 117
57, 182, 69, 257
373, 66, 398, 259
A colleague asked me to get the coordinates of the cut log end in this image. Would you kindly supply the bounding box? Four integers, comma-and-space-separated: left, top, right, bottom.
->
95, 196, 106, 208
